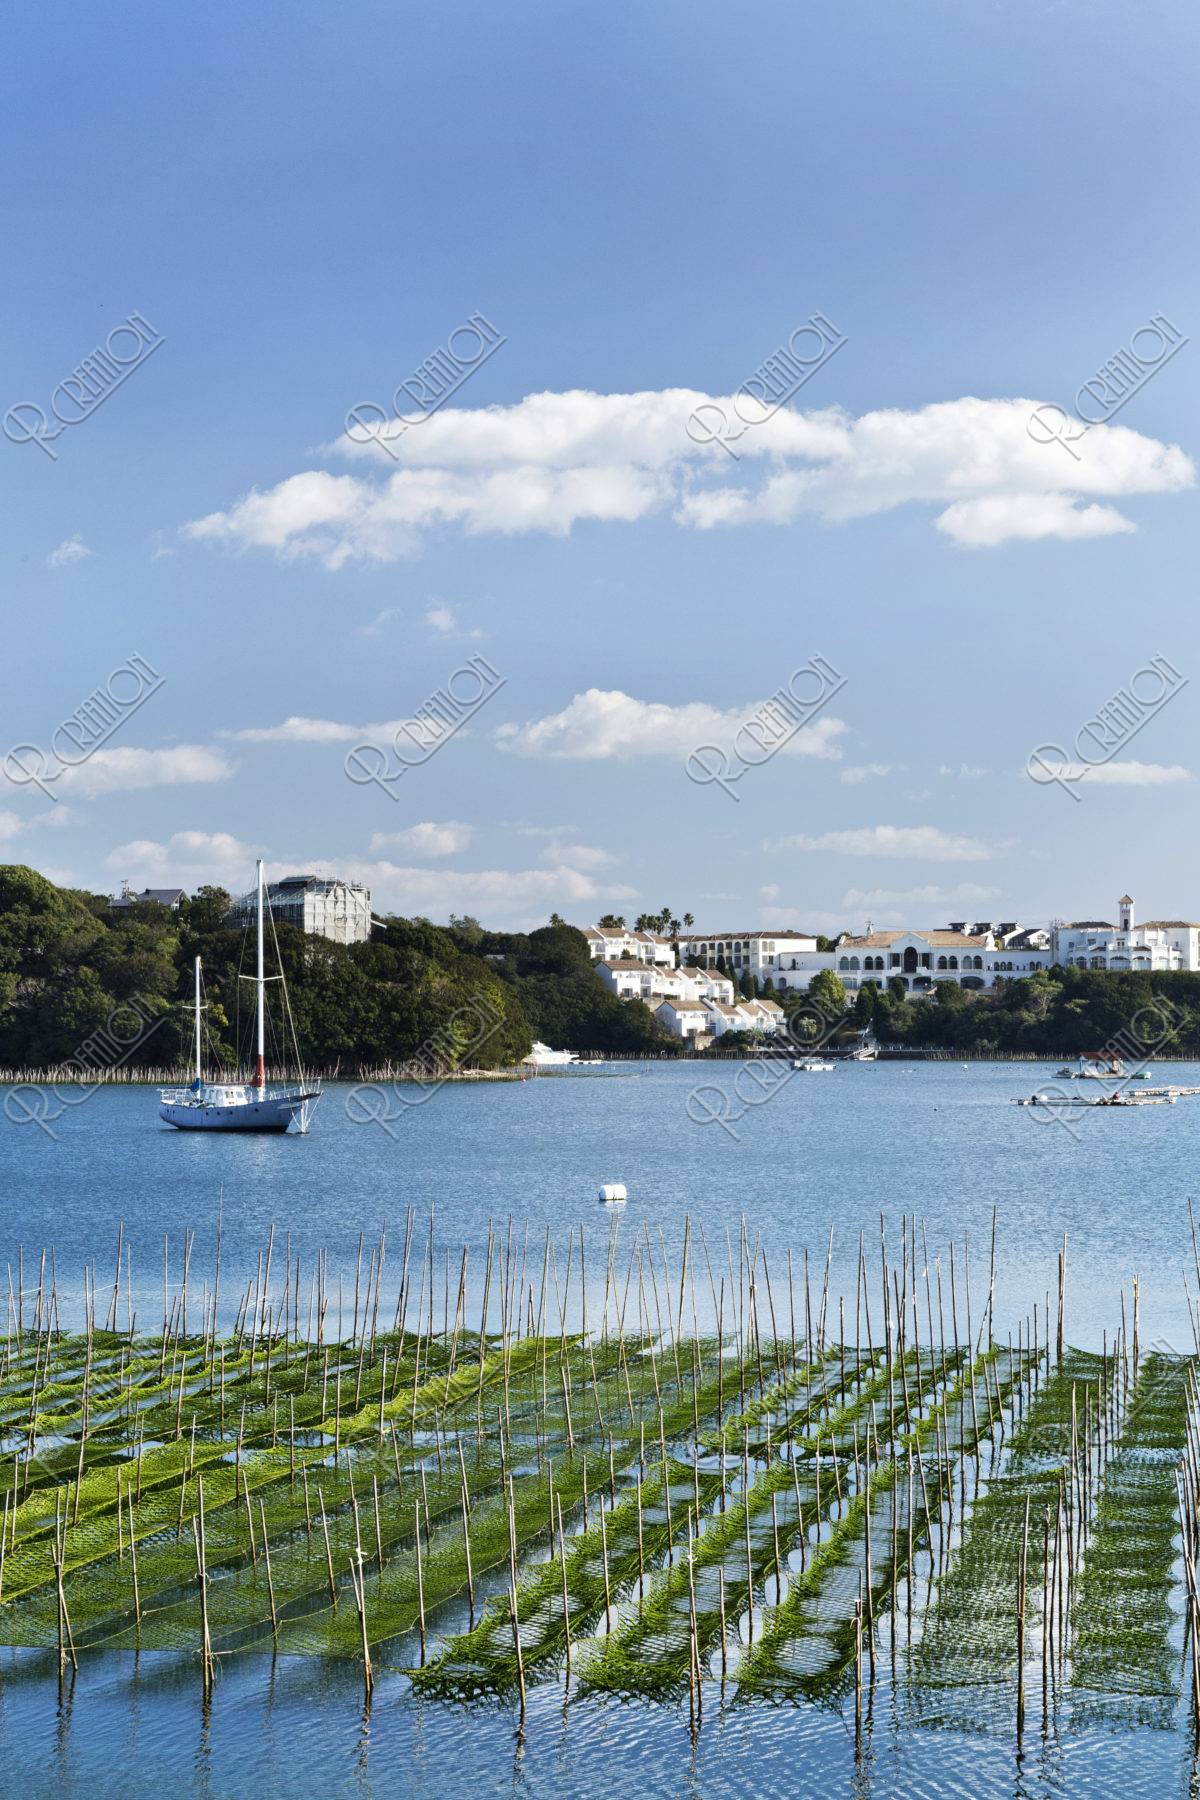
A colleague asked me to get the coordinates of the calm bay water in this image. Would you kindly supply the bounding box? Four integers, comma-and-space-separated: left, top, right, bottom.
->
3, 1060, 1198, 1348
1, 1059, 1198, 1797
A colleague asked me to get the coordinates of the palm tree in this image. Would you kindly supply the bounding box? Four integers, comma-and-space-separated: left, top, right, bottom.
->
683, 912, 694, 930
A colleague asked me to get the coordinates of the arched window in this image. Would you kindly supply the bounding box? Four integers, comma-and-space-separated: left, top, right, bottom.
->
937, 956, 947, 970
974, 956, 984, 970
948, 956, 958, 970
849, 956, 859, 970
839, 956, 849, 970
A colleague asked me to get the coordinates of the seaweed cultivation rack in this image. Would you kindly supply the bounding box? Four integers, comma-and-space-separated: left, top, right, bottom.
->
2, 1208, 1199, 1751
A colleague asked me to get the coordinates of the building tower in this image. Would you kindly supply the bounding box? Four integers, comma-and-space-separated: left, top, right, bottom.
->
1119, 893, 1135, 932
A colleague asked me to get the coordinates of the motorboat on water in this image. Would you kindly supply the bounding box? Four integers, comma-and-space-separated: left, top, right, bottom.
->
794, 1059, 835, 1072
522, 1041, 580, 1068
159, 861, 321, 1133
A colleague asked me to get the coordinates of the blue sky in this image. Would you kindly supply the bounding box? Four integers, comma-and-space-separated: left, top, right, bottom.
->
3, 0, 1198, 932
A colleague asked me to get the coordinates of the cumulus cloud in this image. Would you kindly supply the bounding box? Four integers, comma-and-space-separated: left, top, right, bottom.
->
765, 825, 999, 861
47, 535, 93, 568
425, 603, 483, 638
538, 841, 614, 870
105, 830, 259, 889
0, 746, 234, 798
104, 838, 635, 930
224, 716, 402, 745
497, 689, 845, 761
1034, 760, 1191, 787
180, 389, 1193, 565
935, 495, 1137, 547
355, 861, 636, 926
369, 821, 474, 856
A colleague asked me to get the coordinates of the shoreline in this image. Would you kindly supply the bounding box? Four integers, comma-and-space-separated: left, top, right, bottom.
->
2, 1048, 1197, 1087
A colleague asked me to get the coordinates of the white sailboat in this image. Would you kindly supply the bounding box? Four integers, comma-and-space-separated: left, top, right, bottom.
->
159, 861, 321, 1133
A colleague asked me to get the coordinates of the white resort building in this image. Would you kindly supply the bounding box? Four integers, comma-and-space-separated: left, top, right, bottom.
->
673, 929, 819, 981
583, 926, 675, 967
832, 928, 1052, 994
597, 960, 735, 1007
584, 892, 1196, 1038
1050, 896, 1200, 972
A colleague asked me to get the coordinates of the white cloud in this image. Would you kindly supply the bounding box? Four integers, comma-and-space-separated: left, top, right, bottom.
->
939, 763, 991, 779
766, 825, 999, 861
840, 762, 897, 785
184, 462, 666, 568
760, 882, 780, 901
0, 806, 78, 842
0, 745, 233, 799
105, 830, 259, 890
497, 689, 845, 761
425, 603, 484, 639
1039, 760, 1191, 787
842, 882, 1000, 908
935, 495, 1137, 547
224, 715, 399, 745
369, 821, 474, 856
539, 841, 614, 870
180, 390, 1192, 565
47, 535, 93, 568
351, 860, 636, 929
99, 836, 633, 931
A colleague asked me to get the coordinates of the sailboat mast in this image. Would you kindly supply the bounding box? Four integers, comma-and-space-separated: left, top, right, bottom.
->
254, 859, 266, 1088
194, 955, 202, 1086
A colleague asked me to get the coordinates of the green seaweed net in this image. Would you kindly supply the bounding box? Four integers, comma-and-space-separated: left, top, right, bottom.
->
0, 1298, 1193, 1743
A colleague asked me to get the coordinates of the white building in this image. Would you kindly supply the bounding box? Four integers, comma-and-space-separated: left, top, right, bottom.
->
674, 929, 819, 981
1051, 894, 1200, 972
701, 996, 787, 1038
227, 873, 372, 945
771, 951, 839, 993
832, 927, 1051, 995
597, 959, 735, 1007
583, 925, 674, 966
654, 999, 711, 1042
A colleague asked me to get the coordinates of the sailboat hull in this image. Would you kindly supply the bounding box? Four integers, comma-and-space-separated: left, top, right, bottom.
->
160, 1091, 320, 1133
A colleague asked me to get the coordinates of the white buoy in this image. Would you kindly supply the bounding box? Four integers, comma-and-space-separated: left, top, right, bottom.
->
598, 1183, 627, 1205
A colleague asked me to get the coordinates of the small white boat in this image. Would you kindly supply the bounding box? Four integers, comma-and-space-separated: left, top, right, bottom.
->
160, 861, 320, 1134
598, 1183, 627, 1205
793, 1059, 835, 1073
523, 1041, 579, 1067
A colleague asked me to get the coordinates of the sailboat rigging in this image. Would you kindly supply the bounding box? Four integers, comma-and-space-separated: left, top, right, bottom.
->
159, 860, 321, 1133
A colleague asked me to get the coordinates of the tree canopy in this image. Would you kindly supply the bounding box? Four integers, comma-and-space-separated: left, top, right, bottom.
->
0, 869, 681, 1073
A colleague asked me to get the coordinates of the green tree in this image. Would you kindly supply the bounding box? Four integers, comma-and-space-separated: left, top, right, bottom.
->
807, 968, 847, 1018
